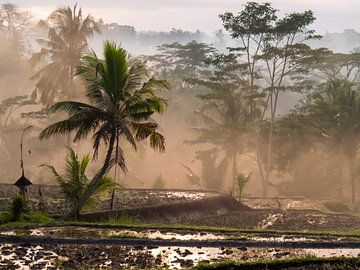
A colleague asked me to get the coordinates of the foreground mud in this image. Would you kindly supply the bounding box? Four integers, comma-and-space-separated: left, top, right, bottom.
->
1, 227, 360, 269
0, 242, 352, 270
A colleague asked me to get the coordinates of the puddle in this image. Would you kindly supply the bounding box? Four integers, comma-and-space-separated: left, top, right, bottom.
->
2, 227, 360, 269
257, 214, 284, 229
0, 244, 67, 269
1, 227, 224, 241
0, 244, 305, 269
306, 248, 360, 258
110, 230, 225, 240
248, 235, 313, 242
0, 240, 360, 269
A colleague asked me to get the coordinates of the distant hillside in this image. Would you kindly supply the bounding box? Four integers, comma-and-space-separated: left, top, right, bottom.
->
308, 29, 360, 53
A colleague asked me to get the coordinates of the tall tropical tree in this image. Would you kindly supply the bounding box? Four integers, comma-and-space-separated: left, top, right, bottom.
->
31, 5, 99, 107
0, 3, 32, 55
187, 51, 253, 190
42, 147, 114, 218
220, 2, 322, 197
304, 79, 360, 204
40, 41, 169, 217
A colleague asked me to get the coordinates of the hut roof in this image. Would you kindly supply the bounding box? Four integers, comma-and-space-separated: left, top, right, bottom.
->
14, 175, 32, 187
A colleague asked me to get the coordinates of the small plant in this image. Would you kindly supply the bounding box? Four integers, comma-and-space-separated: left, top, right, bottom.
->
22, 212, 53, 223
42, 147, 115, 218
11, 195, 26, 221
236, 173, 251, 201
108, 214, 140, 225
152, 174, 165, 189
0, 212, 12, 225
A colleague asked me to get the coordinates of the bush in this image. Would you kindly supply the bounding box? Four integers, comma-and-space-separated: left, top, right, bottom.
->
11, 196, 26, 221
22, 212, 53, 223
236, 173, 251, 201
0, 212, 12, 225
108, 214, 140, 225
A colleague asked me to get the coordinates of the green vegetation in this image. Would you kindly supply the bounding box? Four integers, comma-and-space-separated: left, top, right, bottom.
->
235, 173, 251, 201
304, 79, 360, 204
10, 195, 26, 221
219, 3, 321, 197
107, 214, 141, 225
42, 147, 115, 218
39, 41, 169, 218
0, 195, 52, 226
194, 257, 360, 270
0, 211, 53, 227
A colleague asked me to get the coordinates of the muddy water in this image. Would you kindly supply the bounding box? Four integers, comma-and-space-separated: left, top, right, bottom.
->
0, 244, 63, 270
1, 243, 359, 269
0, 244, 308, 269
2, 227, 360, 269
0, 227, 226, 241
1, 226, 359, 243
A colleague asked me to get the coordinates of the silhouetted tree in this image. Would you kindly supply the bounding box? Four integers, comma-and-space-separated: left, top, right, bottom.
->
30, 5, 99, 107
220, 2, 322, 196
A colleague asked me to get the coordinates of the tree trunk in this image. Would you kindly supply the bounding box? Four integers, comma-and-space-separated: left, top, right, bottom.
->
232, 152, 237, 194
64, 132, 116, 220
109, 188, 115, 211
109, 136, 119, 210
66, 67, 74, 149
263, 123, 273, 198
349, 156, 356, 205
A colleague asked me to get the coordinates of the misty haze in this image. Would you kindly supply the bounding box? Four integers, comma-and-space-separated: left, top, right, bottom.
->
0, 1, 360, 269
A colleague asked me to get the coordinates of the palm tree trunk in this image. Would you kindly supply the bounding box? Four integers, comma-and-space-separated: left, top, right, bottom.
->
110, 188, 115, 211
65, 132, 116, 220
66, 67, 74, 149
109, 136, 119, 210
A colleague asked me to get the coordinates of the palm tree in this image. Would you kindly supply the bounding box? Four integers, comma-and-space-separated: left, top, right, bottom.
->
40, 41, 169, 217
306, 79, 360, 204
42, 147, 114, 218
31, 4, 99, 107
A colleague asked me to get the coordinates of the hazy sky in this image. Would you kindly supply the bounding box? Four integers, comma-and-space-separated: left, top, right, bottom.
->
6, 0, 360, 34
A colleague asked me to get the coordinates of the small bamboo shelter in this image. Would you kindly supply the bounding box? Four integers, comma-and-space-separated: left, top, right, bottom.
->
14, 125, 33, 198
14, 174, 32, 198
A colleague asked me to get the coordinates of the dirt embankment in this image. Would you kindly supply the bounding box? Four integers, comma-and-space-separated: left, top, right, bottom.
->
183, 209, 360, 231
80, 195, 250, 222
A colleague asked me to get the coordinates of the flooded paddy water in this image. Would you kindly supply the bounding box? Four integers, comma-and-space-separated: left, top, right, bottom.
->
1, 190, 360, 268
2, 242, 360, 269
1, 226, 360, 269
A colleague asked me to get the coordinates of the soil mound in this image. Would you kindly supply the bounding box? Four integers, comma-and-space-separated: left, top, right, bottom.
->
80, 195, 250, 222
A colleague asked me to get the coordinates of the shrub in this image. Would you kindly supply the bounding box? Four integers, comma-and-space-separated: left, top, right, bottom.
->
22, 212, 53, 223
11, 195, 26, 221
236, 173, 251, 201
42, 147, 115, 217
152, 174, 165, 189
108, 214, 140, 225
0, 212, 12, 225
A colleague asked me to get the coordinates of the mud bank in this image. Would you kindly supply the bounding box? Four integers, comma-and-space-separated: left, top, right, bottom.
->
79, 195, 249, 222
